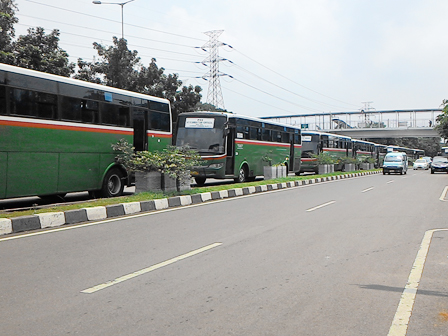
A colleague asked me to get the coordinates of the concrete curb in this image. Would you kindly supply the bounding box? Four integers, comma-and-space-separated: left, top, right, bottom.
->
0, 171, 380, 236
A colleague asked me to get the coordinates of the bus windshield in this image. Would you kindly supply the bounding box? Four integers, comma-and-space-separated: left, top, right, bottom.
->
176, 116, 227, 155
385, 155, 404, 162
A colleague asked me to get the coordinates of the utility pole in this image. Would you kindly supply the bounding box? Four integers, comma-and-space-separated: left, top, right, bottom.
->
202, 30, 226, 109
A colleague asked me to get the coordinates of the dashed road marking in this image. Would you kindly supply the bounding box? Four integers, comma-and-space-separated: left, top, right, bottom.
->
306, 201, 336, 212
81, 242, 222, 294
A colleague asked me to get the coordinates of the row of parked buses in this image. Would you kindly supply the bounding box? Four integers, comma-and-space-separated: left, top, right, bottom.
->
174, 112, 426, 186
0, 63, 425, 200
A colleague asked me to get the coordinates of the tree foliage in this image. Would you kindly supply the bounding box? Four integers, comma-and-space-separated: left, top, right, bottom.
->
0, 0, 18, 64
435, 100, 448, 141
14, 27, 75, 76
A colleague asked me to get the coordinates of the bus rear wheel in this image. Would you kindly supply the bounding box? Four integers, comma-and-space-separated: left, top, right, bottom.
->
99, 168, 124, 198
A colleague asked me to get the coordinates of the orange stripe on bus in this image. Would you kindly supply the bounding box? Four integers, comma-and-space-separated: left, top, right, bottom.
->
0, 119, 171, 138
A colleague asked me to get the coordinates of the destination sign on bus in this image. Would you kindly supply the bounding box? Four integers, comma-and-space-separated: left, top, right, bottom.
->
302, 135, 312, 142
185, 118, 215, 128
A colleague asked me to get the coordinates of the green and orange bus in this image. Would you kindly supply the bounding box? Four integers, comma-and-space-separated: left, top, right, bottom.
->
300, 131, 353, 173
174, 111, 302, 185
0, 63, 172, 200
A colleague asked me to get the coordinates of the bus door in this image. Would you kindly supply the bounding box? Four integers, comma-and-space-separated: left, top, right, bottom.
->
289, 135, 295, 171
133, 108, 148, 151
225, 128, 235, 175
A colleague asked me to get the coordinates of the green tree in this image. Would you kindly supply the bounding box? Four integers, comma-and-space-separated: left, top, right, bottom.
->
0, 0, 18, 64
194, 102, 229, 112
435, 100, 448, 140
13, 27, 74, 77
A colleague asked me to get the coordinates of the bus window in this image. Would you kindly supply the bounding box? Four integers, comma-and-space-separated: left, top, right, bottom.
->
8, 72, 57, 93
82, 100, 99, 123
36, 92, 57, 119
249, 127, 259, 140
60, 96, 83, 121
262, 129, 271, 141
0, 85, 6, 115
101, 103, 130, 127
282, 132, 290, 143
10, 88, 57, 119
148, 110, 170, 132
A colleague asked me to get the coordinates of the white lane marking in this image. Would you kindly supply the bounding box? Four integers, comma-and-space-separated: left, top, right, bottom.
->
387, 181, 394, 184
361, 187, 374, 193
387, 229, 448, 336
439, 186, 448, 201
306, 200, 336, 212
81, 242, 222, 294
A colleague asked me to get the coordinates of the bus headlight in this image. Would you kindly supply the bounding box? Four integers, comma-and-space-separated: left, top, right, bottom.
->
208, 163, 224, 169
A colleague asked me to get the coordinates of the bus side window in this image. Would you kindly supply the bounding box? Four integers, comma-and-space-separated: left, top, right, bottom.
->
82, 100, 99, 123
36, 92, 57, 119
10, 88, 36, 117
0, 85, 6, 115
282, 132, 290, 143
60, 96, 82, 122
249, 127, 258, 140
148, 110, 170, 132
100, 103, 130, 127
294, 134, 301, 145
262, 129, 271, 142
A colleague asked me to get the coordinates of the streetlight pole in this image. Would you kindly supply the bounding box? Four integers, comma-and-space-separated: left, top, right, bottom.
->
92, 0, 136, 39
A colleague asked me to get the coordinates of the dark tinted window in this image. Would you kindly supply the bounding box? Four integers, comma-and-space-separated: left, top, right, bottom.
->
60, 96, 82, 121
249, 127, 260, 140
59, 83, 100, 100
262, 129, 271, 141
101, 103, 131, 127
149, 101, 169, 113
82, 100, 99, 123
0, 85, 6, 115
8, 72, 58, 93
10, 88, 57, 119
282, 132, 290, 143
149, 110, 170, 131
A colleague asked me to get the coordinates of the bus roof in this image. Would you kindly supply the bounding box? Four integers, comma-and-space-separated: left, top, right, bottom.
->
0, 63, 170, 104
181, 111, 302, 131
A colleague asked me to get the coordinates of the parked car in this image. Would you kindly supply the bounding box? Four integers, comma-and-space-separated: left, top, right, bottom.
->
383, 152, 408, 175
413, 159, 429, 170
430, 156, 448, 174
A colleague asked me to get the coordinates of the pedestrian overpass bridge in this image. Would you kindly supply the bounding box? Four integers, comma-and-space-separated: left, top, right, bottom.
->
260, 109, 442, 139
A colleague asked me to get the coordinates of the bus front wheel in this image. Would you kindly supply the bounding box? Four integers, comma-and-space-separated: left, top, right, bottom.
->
100, 168, 124, 198
235, 166, 248, 183
194, 177, 206, 187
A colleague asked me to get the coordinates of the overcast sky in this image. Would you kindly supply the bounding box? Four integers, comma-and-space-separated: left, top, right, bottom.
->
13, 0, 448, 118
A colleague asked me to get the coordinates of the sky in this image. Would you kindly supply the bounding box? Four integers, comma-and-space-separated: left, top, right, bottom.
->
12, 0, 448, 118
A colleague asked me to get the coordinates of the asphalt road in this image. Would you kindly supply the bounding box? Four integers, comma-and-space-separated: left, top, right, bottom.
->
1, 170, 447, 336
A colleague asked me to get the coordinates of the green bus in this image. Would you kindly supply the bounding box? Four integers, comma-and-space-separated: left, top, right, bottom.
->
174, 111, 302, 186
300, 131, 353, 173
0, 64, 172, 200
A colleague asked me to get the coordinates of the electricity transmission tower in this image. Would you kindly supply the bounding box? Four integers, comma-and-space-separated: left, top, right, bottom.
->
202, 30, 226, 109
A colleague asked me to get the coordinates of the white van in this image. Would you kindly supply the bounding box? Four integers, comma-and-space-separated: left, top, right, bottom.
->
382, 152, 408, 175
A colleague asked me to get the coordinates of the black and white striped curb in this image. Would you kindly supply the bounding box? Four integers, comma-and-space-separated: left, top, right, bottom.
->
0, 171, 379, 236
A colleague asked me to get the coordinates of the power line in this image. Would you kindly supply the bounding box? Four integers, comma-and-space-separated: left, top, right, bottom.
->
227, 45, 359, 109
222, 84, 298, 115
17, 14, 202, 50
24, 0, 206, 42
228, 61, 354, 111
